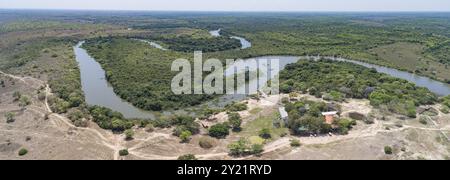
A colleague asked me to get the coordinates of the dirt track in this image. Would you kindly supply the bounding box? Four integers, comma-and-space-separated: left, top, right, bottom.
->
1, 71, 449, 160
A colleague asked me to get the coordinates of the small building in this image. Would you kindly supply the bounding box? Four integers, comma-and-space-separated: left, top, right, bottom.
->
322, 111, 338, 124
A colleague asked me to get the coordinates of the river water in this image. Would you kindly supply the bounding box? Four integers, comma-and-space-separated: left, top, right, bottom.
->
74, 35, 450, 119
210, 29, 252, 49
74, 42, 156, 119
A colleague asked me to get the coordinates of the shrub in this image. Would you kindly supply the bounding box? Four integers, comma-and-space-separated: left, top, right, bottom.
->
18, 96, 31, 107
290, 139, 301, 147
384, 146, 393, 155
112, 118, 133, 132
37, 92, 46, 101
228, 138, 250, 156
228, 112, 242, 131
281, 97, 290, 104
124, 129, 134, 140
440, 106, 449, 114
152, 117, 172, 128
18, 148, 28, 156
259, 128, 271, 139
178, 154, 197, 160
68, 109, 84, 122
171, 116, 200, 136
5, 112, 15, 123
336, 118, 355, 135
251, 144, 264, 155
406, 107, 417, 118
348, 112, 366, 120
225, 102, 248, 112
228, 138, 263, 156
68, 92, 83, 107
49, 97, 70, 113
180, 130, 192, 143
145, 124, 155, 132
209, 123, 230, 139
12, 91, 21, 101
419, 116, 428, 125
199, 137, 215, 149
119, 149, 129, 156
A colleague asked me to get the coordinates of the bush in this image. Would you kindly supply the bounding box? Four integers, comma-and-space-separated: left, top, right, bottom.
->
12, 91, 21, 101
49, 97, 70, 113
290, 139, 301, 147
68, 109, 84, 122
124, 129, 134, 140
199, 137, 215, 149
209, 123, 230, 139
112, 118, 133, 132
225, 102, 248, 112
119, 149, 129, 156
89, 105, 130, 131
281, 97, 290, 104
419, 116, 428, 125
5, 112, 15, 123
228, 112, 242, 131
384, 146, 393, 155
259, 128, 271, 139
228, 138, 250, 156
18, 96, 31, 107
406, 107, 417, 118
336, 118, 355, 135
18, 148, 28, 156
68, 92, 83, 107
145, 124, 155, 132
152, 117, 172, 128
171, 116, 200, 136
440, 106, 450, 114
251, 144, 264, 155
228, 138, 263, 156
178, 154, 197, 160
179, 130, 192, 143
37, 92, 46, 101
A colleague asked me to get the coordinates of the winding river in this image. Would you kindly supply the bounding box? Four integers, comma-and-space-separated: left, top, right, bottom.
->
209, 29, 252, 49
74, 42, 155, 119
74, 32, 450, 119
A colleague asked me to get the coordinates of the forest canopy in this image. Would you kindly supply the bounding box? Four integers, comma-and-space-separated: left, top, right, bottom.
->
279, 60, 438, 117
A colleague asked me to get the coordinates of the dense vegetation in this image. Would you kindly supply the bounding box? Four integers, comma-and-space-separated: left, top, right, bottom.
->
79, 12, 450, 113
2, 11, 449, 132
143, 36, 241, 52
284, 99, 355, 135
82, 37, 214, 111
280, 60, 438, 117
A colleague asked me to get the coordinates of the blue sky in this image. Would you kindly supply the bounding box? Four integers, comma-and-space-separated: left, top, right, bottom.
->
1, 0, 450, 11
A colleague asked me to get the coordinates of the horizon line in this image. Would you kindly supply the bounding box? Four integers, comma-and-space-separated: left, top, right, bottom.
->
1, 8, 450, 13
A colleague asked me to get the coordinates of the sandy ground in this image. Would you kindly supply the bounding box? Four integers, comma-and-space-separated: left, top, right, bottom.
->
1, 71, 449, 160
